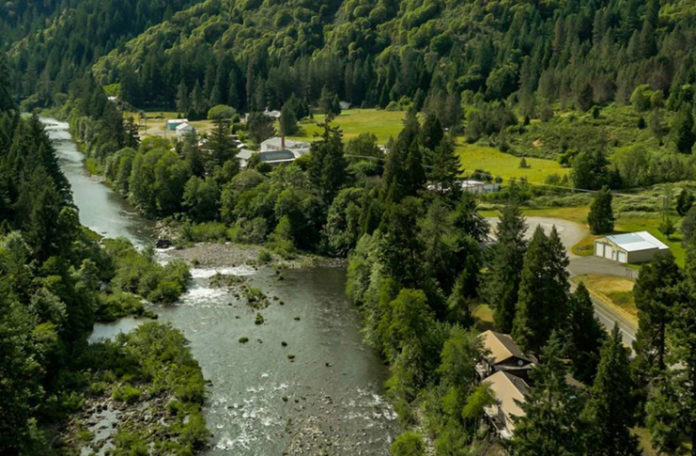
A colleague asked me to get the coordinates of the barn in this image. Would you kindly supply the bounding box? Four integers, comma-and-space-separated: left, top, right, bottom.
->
594, 231, 669, 264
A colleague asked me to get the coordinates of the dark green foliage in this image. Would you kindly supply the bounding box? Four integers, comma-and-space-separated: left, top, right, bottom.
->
318, 86, 341, 118
633, 251, 682, 377
564, 283, 605, 384
486, 204, 527, 333
428, 136, 462, 198
674, 107, 695, 154
509, 333, 587, 456
588, 186, 615, 234
512, 226, 569, 354
247, 112, 276, 145
390, 432, 425, 456
206, 118, 239, 169
676, 189, 695, 216
682, 206, 696, 245
307, 121, 346, 205
571, 149, 612, 190
583, 325, 640, 456
279, 99, 299, 136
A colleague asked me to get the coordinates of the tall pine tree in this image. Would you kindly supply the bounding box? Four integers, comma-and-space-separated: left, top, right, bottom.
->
487, 204, 527, 333
583, 325, 640, 456
510, 333, 587, 455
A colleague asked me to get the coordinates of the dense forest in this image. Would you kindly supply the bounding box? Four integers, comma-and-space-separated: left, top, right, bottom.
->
0, 55, 207, 454
3, 0, 696, 114
4, 0, 696, 454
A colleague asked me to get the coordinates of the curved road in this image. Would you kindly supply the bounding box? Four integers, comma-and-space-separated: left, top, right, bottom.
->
487, 216, 638, 346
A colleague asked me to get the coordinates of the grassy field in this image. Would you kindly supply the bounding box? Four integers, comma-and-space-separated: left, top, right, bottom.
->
456, 143, 569, 185
574, 274, 637, 324
289, 109, 407, 144
124, 111, 214, 139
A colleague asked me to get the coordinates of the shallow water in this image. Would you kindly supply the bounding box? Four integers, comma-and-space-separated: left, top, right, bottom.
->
45, 119, 398, 455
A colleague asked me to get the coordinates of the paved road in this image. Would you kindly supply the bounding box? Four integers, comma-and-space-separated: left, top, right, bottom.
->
487, 216, 638, 346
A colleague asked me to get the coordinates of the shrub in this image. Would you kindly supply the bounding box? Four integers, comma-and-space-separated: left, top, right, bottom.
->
113, 384, 141, 404
190, 222, 228, 241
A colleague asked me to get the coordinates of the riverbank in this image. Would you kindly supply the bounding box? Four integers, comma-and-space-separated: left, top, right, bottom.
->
48, 115, 399, 455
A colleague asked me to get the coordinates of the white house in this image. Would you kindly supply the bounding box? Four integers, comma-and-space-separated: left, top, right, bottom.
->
175, 122, 196, 138
260, 137, 311, 157
167, 118, 189, 131
594, 231, 669, 264
236, 149, 296, 168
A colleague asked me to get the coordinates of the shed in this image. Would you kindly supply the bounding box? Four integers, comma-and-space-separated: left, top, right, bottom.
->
594, 231, 669, 264
175, 122, 196, 137
167, 118, 188, 131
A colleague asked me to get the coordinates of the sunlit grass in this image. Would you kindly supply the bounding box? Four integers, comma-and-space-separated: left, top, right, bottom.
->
455, 143, 569, 185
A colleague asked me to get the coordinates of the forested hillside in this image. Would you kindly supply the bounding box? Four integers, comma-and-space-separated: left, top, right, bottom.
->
4, 0, 199, 107
4, 0, 695, 116
0, 55, 206, 454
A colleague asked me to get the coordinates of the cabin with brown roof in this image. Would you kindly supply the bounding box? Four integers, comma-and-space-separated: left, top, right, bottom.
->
477, 330, 534, 380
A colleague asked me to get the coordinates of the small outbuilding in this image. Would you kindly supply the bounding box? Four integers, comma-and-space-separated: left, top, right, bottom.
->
167, 118, 189, 131
175, 122, 196, 138
594, 231, 669, 264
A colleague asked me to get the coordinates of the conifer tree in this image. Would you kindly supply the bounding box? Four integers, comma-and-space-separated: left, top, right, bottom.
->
487, 204, 527, 333
583, 325, 640, 456
428, 136, 461, 198
206, 118, 237, 170
647, 244, 696, 455
564, 283, 605, 383
674, 107, 695, 154
588, 186, 615, 234
512, 226, 569, 353
633, 251, 682, 376
510, 333, 586, 456
308, 120, 346, 205
279, 99, 298, 136
420, 113, 444, 151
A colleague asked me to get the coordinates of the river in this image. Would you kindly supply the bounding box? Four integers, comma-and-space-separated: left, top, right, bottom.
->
43, 118, 398, 455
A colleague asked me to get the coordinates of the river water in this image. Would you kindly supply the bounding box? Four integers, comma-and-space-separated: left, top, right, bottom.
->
44, 119, 398, 455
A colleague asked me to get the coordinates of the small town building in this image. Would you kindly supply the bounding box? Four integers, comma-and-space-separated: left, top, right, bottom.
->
260, 137, 311, 157
483, 370, 529, 440
175, 122, 196, 138
236, 149, 296, 168
594, 231, 669, 264
461, 179, 500, 194
263, 108, 282, 119
167, 118, 189, 131
477, 330, 534, 380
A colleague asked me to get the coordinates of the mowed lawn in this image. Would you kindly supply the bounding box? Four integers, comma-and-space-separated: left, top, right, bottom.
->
290, 109, 407, 144
455, 144, 569, 185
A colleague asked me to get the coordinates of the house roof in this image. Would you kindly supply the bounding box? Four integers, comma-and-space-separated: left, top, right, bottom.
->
484, 370, 529, 423
259, 150, 295, 162
167, 118, 188, 124
261, 137, 310, 151
480, 330, 531, 365
603, 231, 669, 253
176, 122, 194, 131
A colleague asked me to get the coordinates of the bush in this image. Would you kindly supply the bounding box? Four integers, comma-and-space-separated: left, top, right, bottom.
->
190, 222, 228, 242
113, 384, 141, 404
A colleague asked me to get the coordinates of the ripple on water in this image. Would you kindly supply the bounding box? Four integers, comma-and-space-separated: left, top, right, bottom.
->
190, 265, 257, 279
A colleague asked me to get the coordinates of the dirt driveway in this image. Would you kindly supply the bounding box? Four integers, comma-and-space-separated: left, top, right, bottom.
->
487, 216, 587, 255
